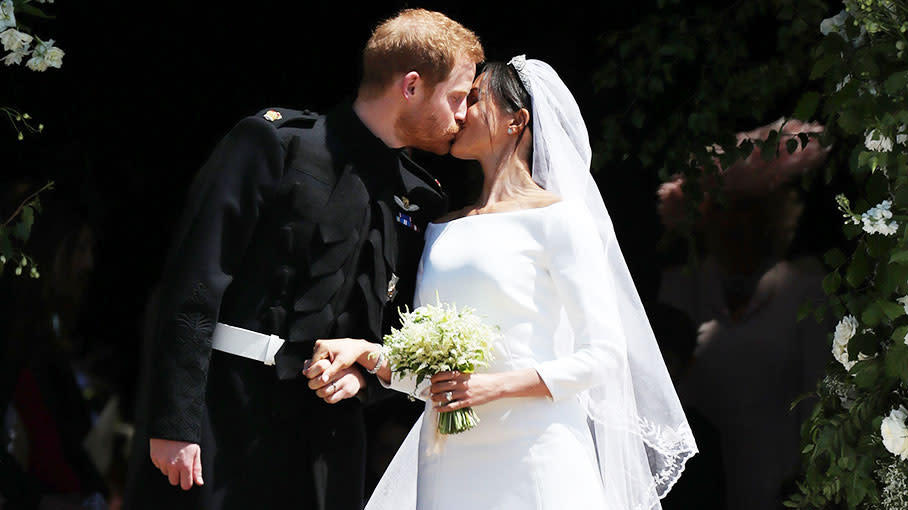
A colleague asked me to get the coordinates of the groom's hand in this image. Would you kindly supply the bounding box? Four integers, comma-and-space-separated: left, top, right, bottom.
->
307, 363, 366, 404
149, 438, 203, 490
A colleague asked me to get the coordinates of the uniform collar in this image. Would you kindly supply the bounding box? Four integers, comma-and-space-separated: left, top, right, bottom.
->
326, 99, 403, 169
326, 99, 447, 219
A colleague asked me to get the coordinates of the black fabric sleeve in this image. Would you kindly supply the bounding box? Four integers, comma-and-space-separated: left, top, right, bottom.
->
145, 116, 285, 443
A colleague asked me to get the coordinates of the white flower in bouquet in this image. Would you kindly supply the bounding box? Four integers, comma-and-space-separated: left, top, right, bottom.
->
0, 29, 31, 52
382, 299, 499, 434
0, 0, 15, 33
861, 200, 898, 236
866, 129, 895, 152
44, 45, 63, 67
881, 406, 908, 461
832, 315, 860, 371
26, 38, 63, 71
3, 47, 27, 66
822, 375, 858, 410
880, 460, 908, 510
897, 125, 908, 147
898, 296, 908, 317
820, 10, 849, 36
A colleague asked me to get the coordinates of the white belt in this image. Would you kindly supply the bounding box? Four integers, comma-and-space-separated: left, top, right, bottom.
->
211, 323, 285, 366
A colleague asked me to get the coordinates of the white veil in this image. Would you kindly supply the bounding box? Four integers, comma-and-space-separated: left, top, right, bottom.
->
513, 55, 697, 509
366, 56, 697, 510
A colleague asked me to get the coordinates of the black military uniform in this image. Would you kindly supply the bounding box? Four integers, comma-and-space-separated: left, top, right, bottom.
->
125, 102, 446, 510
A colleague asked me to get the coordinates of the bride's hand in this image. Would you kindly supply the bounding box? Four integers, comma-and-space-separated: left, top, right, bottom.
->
429, 371, 503, 412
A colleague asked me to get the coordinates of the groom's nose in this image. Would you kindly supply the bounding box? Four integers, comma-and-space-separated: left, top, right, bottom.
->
454, 100, 467, 123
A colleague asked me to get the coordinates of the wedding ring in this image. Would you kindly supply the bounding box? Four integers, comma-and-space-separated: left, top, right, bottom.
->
330, 382, 337, 393
444, 391, 453, 402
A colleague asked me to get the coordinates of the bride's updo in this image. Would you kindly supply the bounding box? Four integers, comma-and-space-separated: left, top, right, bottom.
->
479, 62, 533, 163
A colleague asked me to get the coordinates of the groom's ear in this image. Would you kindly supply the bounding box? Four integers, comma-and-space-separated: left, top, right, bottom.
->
400, 71, 422, 101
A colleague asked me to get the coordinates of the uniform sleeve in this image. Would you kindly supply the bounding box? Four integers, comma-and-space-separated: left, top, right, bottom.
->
145, 116, 286, 443
534, 202, 628, 402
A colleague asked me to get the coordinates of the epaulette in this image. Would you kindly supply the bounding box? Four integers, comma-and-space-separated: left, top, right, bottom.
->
255, 107, 320, 129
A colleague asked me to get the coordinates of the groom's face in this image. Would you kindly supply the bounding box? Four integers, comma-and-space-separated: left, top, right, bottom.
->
396, 58, 475, 155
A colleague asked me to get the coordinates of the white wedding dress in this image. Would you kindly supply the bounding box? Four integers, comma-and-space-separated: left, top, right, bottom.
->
379, 200, 619, 509
368, 57, 696, 510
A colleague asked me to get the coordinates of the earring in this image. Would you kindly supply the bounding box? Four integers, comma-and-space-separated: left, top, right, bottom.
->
508, 127, 516, 134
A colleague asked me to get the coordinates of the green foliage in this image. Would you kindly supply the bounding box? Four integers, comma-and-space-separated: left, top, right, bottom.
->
774, 2, 908, 508
2, 0, 63, 138
1, 106, 43, 141
594, 0, 830, 183
0, 181, 53, 279
595, 1, 908, 508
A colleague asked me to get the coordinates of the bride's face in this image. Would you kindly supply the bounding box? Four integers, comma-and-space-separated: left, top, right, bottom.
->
450, 74, 510, 161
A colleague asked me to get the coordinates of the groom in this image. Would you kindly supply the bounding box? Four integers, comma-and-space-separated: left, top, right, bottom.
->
125, 8, 483, 510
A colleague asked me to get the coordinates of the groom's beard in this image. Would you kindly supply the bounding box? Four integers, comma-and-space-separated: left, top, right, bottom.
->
396, 108, 459, 155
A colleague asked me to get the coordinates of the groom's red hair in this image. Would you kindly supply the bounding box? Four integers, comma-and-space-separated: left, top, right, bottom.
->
360, 9, 484, 97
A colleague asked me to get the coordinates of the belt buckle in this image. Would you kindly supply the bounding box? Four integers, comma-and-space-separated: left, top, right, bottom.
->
264, 334, 283, 366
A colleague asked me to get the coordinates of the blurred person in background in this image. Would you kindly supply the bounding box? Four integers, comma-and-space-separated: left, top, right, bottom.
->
0, 180, 110, 510
657, 119, 834, 510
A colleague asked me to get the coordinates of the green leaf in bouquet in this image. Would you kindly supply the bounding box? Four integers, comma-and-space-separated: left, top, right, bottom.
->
884, 70, 908, 96
17, 4, 55, 19
843, 293, 869, 319
810, 53, 839, 80
793, 91, 821, 121
12, 220, 30, 242
874, 257, 908, 297
762, 130, 781, 161
21, 205, 34, 230
846, 247, 870, 287
850, 359, 882, 390
866, 232, 894, 259
798, 132, 811, 151
791, 391, 818, 412
0, 228, 12, 257
824, 248, 847, 268
787, 137, 799, 155
857, 150, 877, 173
878, 300, 904, 321
885, 340, 908, 382
849, 331, 879, 358
889, 250, 908, 265
813, 303, 826, 324
823, 271, 842, 295
892, 326, 908, 343
837, 108, 864, 135
861, 302, 882, 327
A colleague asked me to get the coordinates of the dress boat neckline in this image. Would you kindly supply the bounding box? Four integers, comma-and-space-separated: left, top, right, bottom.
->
427, 200, 566, 229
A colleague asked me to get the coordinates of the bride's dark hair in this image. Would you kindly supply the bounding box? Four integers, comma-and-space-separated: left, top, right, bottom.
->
479, 61, 533, 164
480, 62, 532, 121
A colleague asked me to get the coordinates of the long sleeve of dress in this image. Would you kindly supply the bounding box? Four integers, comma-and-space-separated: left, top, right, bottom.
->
145, 116, 286, 443
534, 202, 628, 402
380, 371, 430, 402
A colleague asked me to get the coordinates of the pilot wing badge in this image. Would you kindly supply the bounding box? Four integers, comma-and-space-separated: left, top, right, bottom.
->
394, 195, 420, 212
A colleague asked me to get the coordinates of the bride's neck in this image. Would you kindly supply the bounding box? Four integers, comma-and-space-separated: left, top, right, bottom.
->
476, 151, 538, 207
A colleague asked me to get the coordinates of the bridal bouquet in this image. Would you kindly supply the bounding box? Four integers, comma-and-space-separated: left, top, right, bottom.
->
381, 300, 498, 434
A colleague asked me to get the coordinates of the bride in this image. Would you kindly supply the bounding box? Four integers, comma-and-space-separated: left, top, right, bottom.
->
305, 56, 697, 510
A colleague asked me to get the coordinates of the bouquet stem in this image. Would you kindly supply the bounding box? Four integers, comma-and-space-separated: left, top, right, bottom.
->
437, 407, 480, 435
